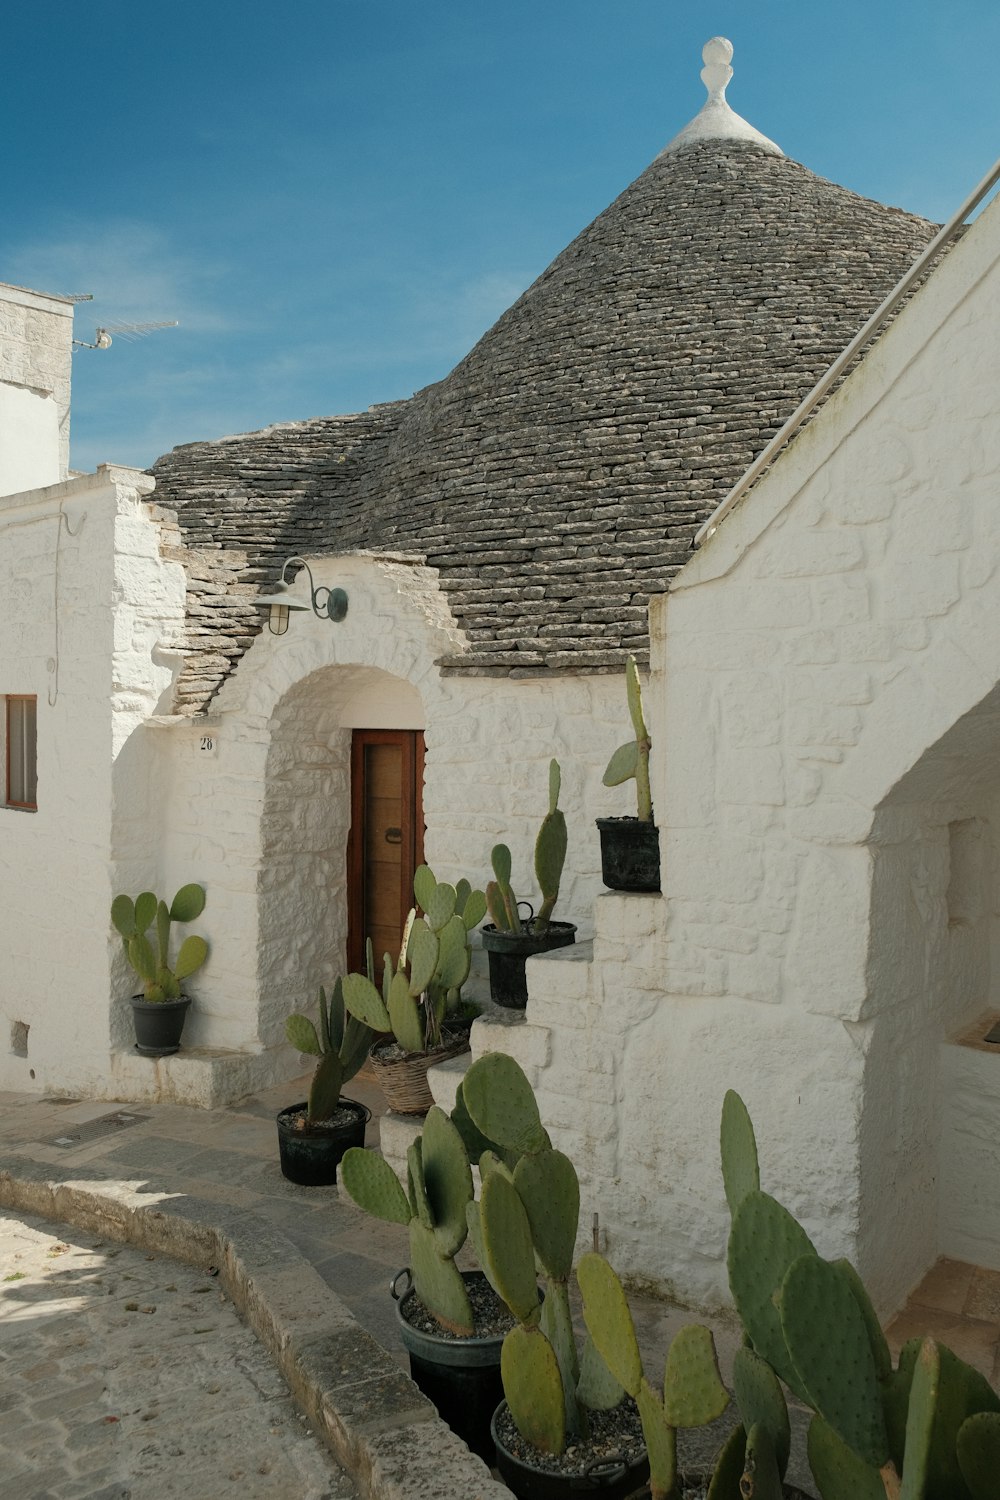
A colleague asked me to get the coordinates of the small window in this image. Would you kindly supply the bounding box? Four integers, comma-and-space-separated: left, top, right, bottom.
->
5, 696, 37, 811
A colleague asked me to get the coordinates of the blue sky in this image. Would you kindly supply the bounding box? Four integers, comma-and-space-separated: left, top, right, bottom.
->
2, 2, 997, 473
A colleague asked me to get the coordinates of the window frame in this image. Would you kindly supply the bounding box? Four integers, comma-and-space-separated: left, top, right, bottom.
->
5, 695, 38, 812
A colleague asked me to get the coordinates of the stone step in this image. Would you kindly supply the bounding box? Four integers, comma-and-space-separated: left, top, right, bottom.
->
378, 1109, 422, 1181
428, 1051, 470, 1112
109, 1042, 297, 1110
592, 888, 664, 949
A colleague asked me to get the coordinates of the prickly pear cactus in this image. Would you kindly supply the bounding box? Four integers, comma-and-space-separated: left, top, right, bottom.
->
421, 1102, 473, 1257
408, 1219, 473, 1336
344, 863, 485, 1053
285, 980, 376, 1122
462, 1052, 550, 1155
806, 1416, 886, 1500
513, 1148, 578, 1280
707, 1424, 749, 1500
779, 1252, 889, 1468
731, 1345, 790, 1479
450, 1079, 500, 1164
501, 1324, 566, 1456
478, 1169, 542, 1325
893, 1336, 1000, 1498
578, 1250, 728, 1500
533, 759, 567, 933
720, 1089, 760, 1217
340, 1146, 411, 1225
111, 884, 208, 1002
341, 1104, 475, 1335
662, 1323, 729, 1429
742, 1423, 784, 1500
957, 1410, 1000, 1499
577, 1251, 643, 1396
830, 1258, 893, 1383
488, 844, 520, 932
602, 655, 653, 822
727, 1189, 816, 1399
308, 1050, 345, 1122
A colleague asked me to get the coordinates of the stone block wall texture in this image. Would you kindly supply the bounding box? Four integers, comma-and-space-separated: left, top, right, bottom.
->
459, 190, 1000, 1316
166, 552, 628, 1054
0, 284, 74, 493
635, 189, 1000, 1311
25, 540, 628, 1083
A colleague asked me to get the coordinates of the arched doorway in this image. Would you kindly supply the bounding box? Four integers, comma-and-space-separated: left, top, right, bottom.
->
258, 665, 425, 1042
863, 682, 1000, 1288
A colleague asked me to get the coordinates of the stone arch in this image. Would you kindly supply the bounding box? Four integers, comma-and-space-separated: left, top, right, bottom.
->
858, 681, 1000, 1299
180, 554, 463, 1055
212, 552, 465, 727
257, 663, 427, 1048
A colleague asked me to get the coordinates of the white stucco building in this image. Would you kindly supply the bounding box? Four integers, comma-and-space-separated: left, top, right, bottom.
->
0, 281, 74, 496
3, 43, 998, 1315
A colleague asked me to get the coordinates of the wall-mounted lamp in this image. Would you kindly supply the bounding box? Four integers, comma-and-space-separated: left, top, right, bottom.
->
257, 556, 349, 636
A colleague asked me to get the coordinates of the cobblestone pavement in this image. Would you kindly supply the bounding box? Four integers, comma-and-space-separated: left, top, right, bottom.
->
0, 1209, 357, 1500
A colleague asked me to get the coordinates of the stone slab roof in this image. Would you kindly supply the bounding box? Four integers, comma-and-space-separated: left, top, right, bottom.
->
151, 141, 938, 714
150, 407, 405, 712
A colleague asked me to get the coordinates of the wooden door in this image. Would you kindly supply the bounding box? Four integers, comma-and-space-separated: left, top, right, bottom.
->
347, 729, 425, 978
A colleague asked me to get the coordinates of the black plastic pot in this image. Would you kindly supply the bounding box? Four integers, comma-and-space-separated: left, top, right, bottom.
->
630, 1484, 813, 1500
480, 922, 577, 1009
595, 817, 661, 893
130, 995, 191, 1057
491, 1402, 649, 1500
275, 1098, 371, 1186
392, 1268, 505, 1463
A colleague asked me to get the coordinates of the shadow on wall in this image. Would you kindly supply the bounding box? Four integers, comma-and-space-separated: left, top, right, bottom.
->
860, 678, 1000, 1303
257, 664, 425, 1047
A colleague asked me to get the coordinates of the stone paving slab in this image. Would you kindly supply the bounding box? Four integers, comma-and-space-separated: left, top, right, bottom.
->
0, 1208, 356, 1500
0, 1072, 510, 1500
0, 1069, 915, 1495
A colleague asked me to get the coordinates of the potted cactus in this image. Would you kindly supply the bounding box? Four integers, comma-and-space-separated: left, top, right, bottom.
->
276, 978, 378, 1186
461, 1052, 649, 1499
111, 884, 208, 1056
578, 1254, 742, 1500
721, 1090, 1000, 1499
596, 655, 660, 893
340, 1088, 514, 1461
342, 863, 487, 1113
480, 759, 577, 1008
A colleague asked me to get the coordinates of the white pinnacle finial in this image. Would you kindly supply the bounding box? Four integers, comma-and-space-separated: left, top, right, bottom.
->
701, 36, 734, 100
658, 36, 782, 158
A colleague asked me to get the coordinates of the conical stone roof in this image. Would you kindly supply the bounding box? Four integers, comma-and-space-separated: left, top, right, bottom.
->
151, 48, 939, 709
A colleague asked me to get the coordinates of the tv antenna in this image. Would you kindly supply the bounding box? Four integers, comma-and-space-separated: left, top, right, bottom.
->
73, 319, 179, 351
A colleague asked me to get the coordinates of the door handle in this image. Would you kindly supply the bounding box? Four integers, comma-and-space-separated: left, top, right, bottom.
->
385, 827, 403, 845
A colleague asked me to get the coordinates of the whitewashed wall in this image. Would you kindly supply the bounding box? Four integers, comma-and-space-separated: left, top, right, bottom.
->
146, 552, 626, 1066
487, 188, 1000, 1315
0, 466, 184, 1097
0, 484, 626, 1104
0, 283, 74, 495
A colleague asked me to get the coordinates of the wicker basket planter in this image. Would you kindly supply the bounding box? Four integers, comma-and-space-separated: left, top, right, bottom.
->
369, 1030, 471, 1114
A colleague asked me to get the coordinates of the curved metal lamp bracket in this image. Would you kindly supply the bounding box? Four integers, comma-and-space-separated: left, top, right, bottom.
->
259, 555, 349, 635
